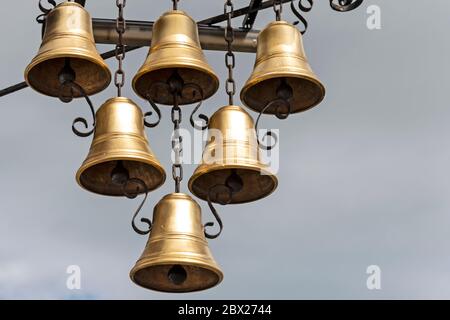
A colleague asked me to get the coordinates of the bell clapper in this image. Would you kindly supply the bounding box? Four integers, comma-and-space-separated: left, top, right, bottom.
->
274, 78, 293, 120
168, 69, 185, 98
58, 58, 76, 103
225, 169, 244, 194
111, 160, 130, 186
168, 264, 187, 285
58, 58, 76, 85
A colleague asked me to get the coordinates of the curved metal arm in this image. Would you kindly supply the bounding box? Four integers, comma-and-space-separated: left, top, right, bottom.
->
59, 81, 96, 138
291, 0, 313, 35
144, 96, 162, 128
123, 178, 152, 236
330, 0, 363, 12
204, 184, 232, 239
37, 0, 57, 37
183, 83, 208, 131
254, 98, 292, 151
37, 0, 56, 21
141, 81, 171, 128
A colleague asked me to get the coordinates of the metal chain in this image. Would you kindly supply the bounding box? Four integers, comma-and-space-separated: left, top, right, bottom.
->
172, 0, 179, 10
273, 0, 283, 21
224, 0, 235, 106
171, 97, 183, 193
114, 0, 126, 97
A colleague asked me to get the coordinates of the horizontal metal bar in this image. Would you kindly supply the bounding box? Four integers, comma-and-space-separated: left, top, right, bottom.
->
92, 19, 259, 53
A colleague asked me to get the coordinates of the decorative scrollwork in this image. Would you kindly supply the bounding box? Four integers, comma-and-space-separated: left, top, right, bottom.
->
254, 79, 293, 151
204, 184, 231, 239
37, 0, 57, 37
329, 0, 364, 12
254, 100, 286, 151
290, 0, 363, 34
291, 0, 313, 35
123, 178, 152, 236
183, 83, 208, 131
58, 81, 96, 138
144, 95, 162, 128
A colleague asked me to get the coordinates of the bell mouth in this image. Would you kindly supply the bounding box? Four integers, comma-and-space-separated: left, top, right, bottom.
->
25, 56, 111, 98
76, 158, 166, 196
133, 67, 219, 105
189, 166, 278, 204
130, 263, 223, 293
241, 76, 325, 115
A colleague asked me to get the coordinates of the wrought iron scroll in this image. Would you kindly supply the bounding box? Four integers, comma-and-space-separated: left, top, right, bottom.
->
123, 178, 152, 235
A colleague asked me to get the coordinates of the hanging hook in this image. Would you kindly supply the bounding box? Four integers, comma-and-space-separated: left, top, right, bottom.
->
183, 83, 208, 131
291, 0, 313, 35
123, 178, 152, 236
204, 184, 231, 239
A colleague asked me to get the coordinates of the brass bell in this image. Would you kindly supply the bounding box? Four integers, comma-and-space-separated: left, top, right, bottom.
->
189, 105, 278, 204
76, 97, 165, 196
24, 1, 111, 98
130, 193, 223, 292
132, 10, 219, 105
240, 21, 325, 115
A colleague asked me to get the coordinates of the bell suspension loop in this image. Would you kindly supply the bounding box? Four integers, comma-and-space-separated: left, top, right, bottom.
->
273, 0, 283, 21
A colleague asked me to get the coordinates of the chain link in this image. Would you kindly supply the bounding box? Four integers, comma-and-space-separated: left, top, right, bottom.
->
224, 0, 235, 105
115, 0, 126, 96
172, 0, 179, 10
171, 99, 183, 193
273, 0, 283, 21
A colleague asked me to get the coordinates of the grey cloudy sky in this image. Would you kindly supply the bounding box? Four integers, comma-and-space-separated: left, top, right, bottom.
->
1, 0, 450, 299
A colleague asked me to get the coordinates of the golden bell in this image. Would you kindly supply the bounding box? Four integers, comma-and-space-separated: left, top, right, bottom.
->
133, 10, 219, 105
130, 193, 223, 293
76, 97, 165, 196
189, 105, 278, 204
24, 1, 111, 97
240, 20, 325, 114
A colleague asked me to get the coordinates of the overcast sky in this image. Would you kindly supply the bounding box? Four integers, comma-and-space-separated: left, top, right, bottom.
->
1, 0, 450, 299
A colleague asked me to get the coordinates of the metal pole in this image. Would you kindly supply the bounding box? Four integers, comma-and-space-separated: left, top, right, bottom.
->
92, 19, 259, 53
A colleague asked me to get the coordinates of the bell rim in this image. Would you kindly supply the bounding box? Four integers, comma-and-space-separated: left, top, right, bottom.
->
75, 155, 166, 197
129, 260, 224, 293
188, 164, 278, 204
240, 73, 326, 114
24, 51, 112, 97
132, 65, 220, 104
